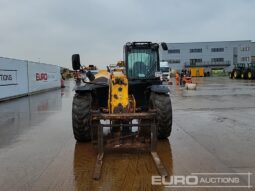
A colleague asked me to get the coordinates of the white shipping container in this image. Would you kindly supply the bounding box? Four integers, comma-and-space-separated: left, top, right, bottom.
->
27, 62, 61, 93
0, 58, 28, 100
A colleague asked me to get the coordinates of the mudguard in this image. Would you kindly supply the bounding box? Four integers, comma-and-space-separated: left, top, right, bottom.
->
149, 85, 170, 94
73, 84, 93, 93
74, 82, 109, 94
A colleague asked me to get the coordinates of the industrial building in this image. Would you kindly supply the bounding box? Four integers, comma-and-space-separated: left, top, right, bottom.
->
160, 40, 255, 74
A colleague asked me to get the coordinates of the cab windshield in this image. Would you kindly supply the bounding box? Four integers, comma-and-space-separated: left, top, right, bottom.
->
127, 49, 158, 79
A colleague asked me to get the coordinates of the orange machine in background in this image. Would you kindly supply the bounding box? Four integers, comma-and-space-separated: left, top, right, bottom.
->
176, 72, 192, 86
182, 76, 192, 84
190, 68, 204, 77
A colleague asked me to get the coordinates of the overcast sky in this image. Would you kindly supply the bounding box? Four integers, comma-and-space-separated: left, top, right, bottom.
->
0, 0, 254, 69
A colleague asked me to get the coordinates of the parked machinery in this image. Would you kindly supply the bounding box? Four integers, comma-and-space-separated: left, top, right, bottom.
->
71, 42, 172, 179
230, 63, 255, 80
160, 61, 170, 81
240, 63, 255, 80
230, 63, 246, 79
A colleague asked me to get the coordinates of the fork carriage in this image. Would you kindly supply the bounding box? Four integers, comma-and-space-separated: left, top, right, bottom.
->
91, 110, 168, 180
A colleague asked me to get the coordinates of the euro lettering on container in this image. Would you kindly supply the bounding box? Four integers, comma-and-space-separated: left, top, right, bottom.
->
36, 73, 48, 81
28, 62, 61, 93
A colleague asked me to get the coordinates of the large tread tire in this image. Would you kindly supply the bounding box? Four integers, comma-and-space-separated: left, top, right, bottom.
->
72, 93, 92, 142
247, 71, 254, 80
150, 92, 172, 139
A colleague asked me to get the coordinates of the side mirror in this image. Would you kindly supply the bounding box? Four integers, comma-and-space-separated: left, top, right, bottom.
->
72, 54, 81, 70
161, 42, 168, 51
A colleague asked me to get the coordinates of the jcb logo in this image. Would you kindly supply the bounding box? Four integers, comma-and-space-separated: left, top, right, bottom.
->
36, 73, 48, 81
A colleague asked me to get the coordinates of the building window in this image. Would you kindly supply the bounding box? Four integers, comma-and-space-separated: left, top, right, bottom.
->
211, 48, 224, 52
211, 58, 224, 62
190, 59, 202, 66
241, 57, 250, 62
252, 56, 255, 63
168, 49, 180, 54
240, 47, 250, 51
168, 59, 180, 64
190, 48, 202, 53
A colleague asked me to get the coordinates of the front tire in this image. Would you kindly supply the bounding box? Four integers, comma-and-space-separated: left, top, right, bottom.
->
72, 93, 92, 142
150, 92, 172, 139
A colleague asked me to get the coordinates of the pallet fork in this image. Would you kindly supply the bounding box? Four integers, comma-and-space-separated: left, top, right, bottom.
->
91, 111, 168, 180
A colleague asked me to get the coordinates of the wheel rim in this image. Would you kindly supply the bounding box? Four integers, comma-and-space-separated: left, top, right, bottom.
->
248, 72, 252, 79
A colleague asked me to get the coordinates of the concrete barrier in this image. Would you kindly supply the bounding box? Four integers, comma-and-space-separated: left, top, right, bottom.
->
28, 61, 60, 93
0, 57, 61, 101
0, 58, 28, 100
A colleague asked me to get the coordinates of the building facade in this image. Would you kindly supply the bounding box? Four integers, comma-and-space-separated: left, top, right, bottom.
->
160, 40, 255, 72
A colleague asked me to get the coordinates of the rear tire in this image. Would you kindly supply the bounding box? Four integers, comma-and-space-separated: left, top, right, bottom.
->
72, 93, 92, 142
247, 71, 253, 80
150, 92, 172, 139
